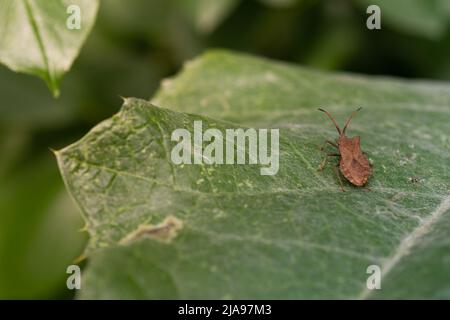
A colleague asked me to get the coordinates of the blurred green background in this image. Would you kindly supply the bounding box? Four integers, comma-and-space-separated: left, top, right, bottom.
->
1, 0, 449, 299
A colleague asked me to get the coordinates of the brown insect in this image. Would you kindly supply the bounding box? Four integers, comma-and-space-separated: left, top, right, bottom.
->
317, 107, 372, 191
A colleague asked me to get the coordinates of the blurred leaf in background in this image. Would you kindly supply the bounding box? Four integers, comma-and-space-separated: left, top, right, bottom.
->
0, 0, 99, 96
0, 154, 86, 298
174, 0, 239, 34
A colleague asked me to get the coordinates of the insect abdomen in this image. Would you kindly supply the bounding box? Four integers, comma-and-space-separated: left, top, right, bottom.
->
340, 158, 370, 186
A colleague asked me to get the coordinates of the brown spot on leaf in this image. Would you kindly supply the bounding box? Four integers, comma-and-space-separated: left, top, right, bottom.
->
120, 216, 183, 245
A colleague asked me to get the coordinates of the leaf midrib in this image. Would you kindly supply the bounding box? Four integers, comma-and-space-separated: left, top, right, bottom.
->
22, 0, 57, 95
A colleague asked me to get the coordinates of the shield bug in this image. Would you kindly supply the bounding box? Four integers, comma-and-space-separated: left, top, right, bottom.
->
317, 107, 372, 191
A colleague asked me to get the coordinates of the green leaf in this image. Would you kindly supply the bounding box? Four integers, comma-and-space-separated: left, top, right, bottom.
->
58, 51, 450, 299
0, 0, 99, 96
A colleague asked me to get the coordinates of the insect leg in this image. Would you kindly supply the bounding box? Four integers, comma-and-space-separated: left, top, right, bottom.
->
333, 165, 346, 192
319, 140, 338, 151
327, 140, 338, 148
318, 153, 340, 171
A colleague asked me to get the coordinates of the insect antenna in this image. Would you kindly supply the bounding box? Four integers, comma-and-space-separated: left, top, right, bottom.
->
342, 107, 362, 134
318, 108, 342, 135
